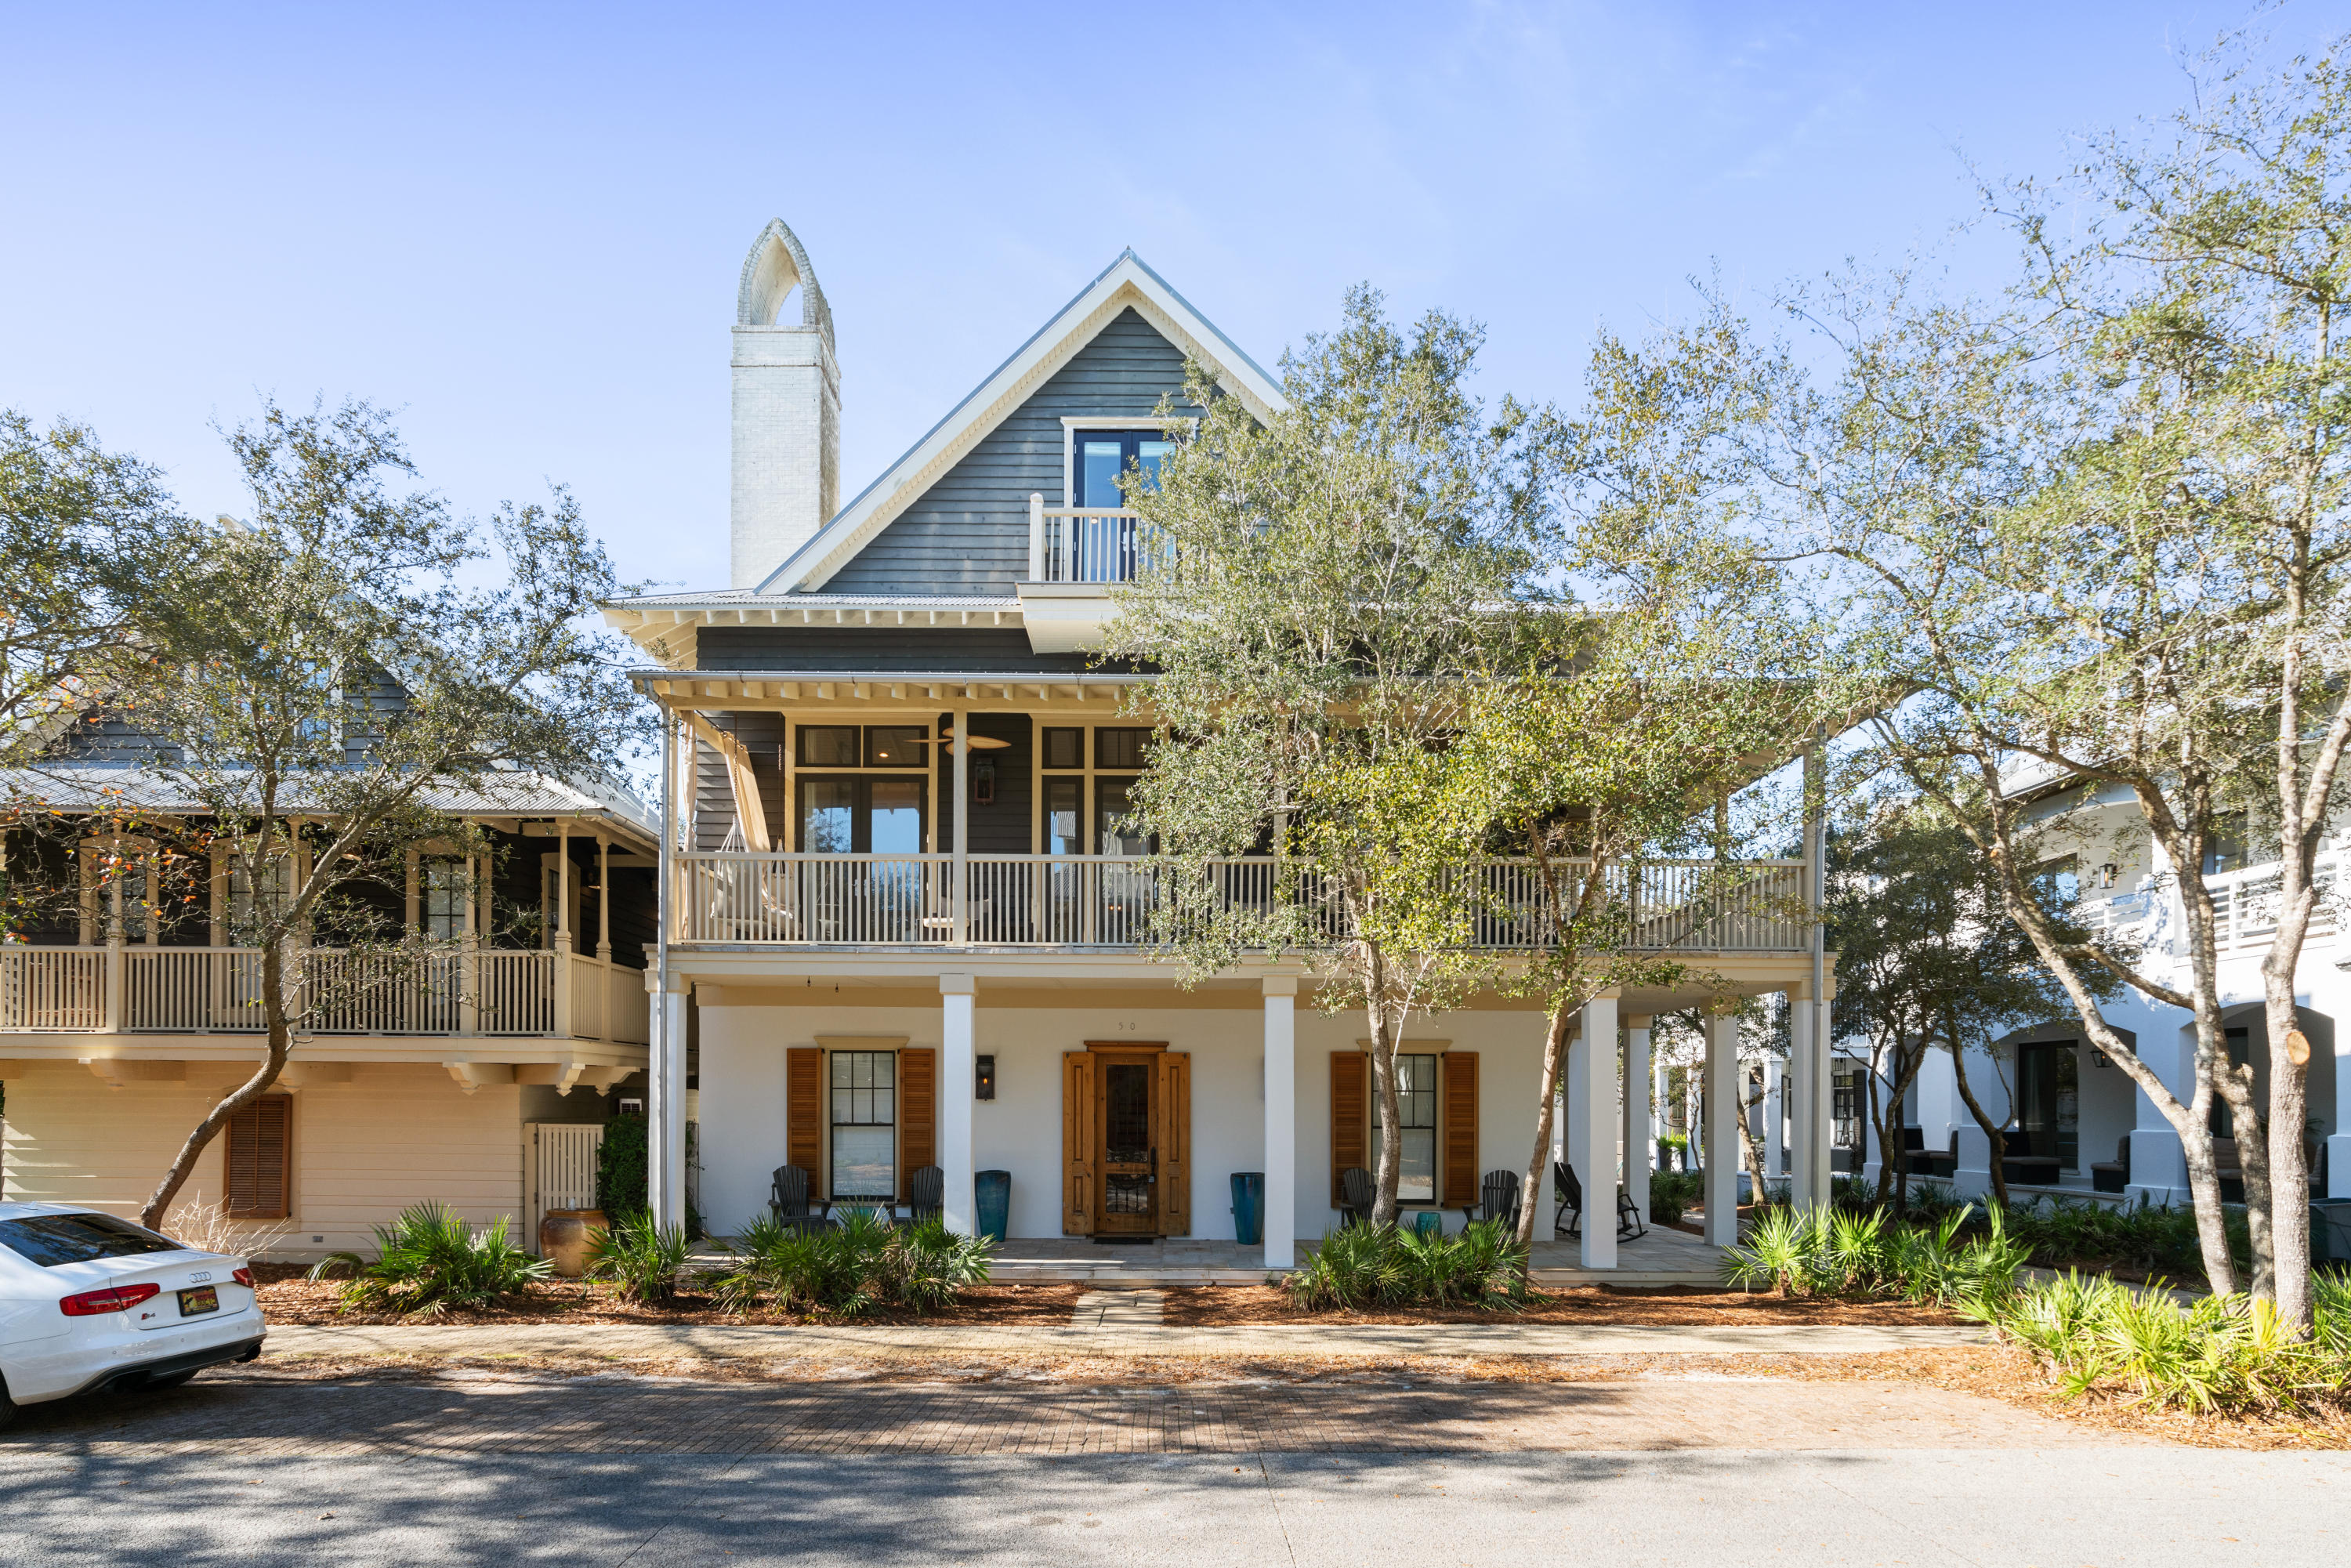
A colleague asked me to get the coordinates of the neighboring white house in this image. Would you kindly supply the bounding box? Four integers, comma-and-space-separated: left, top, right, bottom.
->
1867, 779, 2346, 1208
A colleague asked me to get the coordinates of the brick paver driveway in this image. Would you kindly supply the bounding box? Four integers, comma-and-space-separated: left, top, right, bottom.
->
2, 1365, 2137, 1455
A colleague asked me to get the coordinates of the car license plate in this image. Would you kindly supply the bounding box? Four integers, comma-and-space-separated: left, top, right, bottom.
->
177, 1285, 219, 1316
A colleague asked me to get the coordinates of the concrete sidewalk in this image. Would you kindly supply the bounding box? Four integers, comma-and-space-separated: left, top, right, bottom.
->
264, 1320, 1985, 1361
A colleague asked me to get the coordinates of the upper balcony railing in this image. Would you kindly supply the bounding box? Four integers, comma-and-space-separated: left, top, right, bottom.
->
0, 943, 650, 1041
1027, 498, 1165, 585
676, 852, 1809, 953
2078, 851, 2342, 955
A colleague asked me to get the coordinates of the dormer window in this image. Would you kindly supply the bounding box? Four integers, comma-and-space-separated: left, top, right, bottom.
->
1074, 429, 1174, 509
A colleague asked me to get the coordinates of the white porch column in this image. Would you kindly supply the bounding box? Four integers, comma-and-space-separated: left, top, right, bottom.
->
649, 974, 689, 1230
1791, 988, 1831, 1208
950, 713, 969, 945
1563, 1024, 1588, 1210
1622, 1014, 1652, 1226
1262, 976, 1297, 1269
1574, 995, 1619, 1268
1704, 1012, 1741, 1248
940, 973, 976, 1236
1763, 1053, 1784, 1182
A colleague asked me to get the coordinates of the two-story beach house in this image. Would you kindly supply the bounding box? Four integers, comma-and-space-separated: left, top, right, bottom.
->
607, 220, 1845, 1280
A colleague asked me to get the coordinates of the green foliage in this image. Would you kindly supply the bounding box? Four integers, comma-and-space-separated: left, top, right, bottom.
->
1973, 1271, 2351, 1417
1722, 1201, 2030, 1306
585, 1209, 690, 1305
708, 1210, 994, 1319
596, 1116, 648, 1219
1648, 1170, 1704, 1227
1284, 1220, 1532, 1313
306, 1201, 552, 1317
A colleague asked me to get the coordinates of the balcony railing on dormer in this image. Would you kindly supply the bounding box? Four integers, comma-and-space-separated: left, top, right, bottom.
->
0, 943, 650, 1041
675, 852, 1809, 952
1027, 497, 1167, 584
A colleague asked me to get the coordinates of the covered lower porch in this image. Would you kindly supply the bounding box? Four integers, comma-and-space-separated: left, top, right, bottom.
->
978, 1226, 1726, 1287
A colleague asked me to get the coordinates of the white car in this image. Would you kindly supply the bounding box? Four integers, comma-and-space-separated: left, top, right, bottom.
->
0, 1201, 266, 1426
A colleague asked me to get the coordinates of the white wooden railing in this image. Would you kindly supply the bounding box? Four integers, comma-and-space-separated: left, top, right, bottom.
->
677, 852, 1809, 952
0, 943, 649, 1040
1027, 498, 1167, 583
2078, 853, 2342, 955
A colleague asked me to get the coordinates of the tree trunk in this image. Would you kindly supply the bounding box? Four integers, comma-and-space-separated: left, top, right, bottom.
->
2266, 982, 2313, 1335
1516, 1001, 1572, 1261
1363, 948, 1404, 1230
140, 936, 296, 1229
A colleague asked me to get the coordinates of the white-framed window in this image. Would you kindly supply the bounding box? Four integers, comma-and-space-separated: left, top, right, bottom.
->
1369, 1052, 1440, 1204
830, 1050, 897, 1200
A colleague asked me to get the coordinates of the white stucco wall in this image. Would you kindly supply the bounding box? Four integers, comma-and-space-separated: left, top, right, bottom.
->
694, 994, 1556, 1243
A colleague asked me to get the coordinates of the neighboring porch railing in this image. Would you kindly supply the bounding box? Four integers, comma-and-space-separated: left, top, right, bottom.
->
676, 852, 1809, 952
0, 943, 650, 1040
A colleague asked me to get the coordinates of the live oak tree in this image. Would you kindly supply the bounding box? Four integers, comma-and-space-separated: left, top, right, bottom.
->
1454, 310, 1828, 1251
1103, 287, 1545, 1229
1768, 34, 2351, 1327
1825, 802, 2113, 1211
0, 411, 201, 774
15, 401, 645, 1229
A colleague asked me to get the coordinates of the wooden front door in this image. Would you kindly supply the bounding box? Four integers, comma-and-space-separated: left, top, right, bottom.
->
1064, 1043, 1190, 1237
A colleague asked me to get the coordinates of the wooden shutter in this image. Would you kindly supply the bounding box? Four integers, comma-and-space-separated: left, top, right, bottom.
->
786, 1047, 823, 1185
1331, 1050, 1367, 1203
1155, 1050, 1191, 1237
1442, 1050, 1480, 1208
1063, 1050, 1096, 1234
226, 1095, 292, 1219
899, 1046, 937, 1198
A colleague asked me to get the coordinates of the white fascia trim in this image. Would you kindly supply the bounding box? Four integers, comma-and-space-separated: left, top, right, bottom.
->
756, 252, 1288, 596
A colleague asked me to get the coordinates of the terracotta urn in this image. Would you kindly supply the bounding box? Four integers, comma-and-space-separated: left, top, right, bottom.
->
539, 1208, 607, 1279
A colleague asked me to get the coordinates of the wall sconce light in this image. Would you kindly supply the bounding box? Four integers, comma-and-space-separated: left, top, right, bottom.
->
973, 758, 996, 807
975, 1054, 996, 1100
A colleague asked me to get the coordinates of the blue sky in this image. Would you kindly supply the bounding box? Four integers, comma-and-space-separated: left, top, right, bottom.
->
4, 2, 2337, 592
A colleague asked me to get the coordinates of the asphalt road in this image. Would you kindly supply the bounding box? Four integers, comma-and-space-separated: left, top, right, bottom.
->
5, 1447, 2346, 1566
3, 1371, 2344, 1566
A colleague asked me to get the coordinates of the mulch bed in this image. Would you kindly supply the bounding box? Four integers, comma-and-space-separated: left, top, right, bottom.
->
253, 1266, 1085, 1327
1158, 1284, 1970, 1327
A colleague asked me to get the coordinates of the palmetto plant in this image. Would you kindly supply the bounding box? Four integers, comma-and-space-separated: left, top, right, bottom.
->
308, 1201, 552, 1316
708, 1209, 993, 1319
585, 1210, 691, 1305
1284, 1220, 1531, 1313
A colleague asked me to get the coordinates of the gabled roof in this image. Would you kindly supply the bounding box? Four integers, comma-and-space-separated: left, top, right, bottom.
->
755, 249, 1288, 596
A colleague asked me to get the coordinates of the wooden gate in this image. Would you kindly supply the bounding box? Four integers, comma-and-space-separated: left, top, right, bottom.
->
527, 1121, 606, 1252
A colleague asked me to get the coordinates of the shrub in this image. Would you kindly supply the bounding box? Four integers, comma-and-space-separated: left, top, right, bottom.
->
1972, 1270, 2351, 1416
1285, 1219, 1531, 1313
1648, 1170, 1703, 1227
587, 1210, 692, 1305
596, 1116, 648, 1218
308, 1202, 552, 1316
709, 1208, 993, 1318
1722, 1201, 2029, 1306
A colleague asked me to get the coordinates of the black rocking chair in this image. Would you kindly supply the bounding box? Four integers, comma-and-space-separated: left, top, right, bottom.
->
1479, 1169, 1523, 1232
904, 1164, 944, 1226
1338, 1165, 1374, 1229
769, 1164, 831, 1234
1555, 1161, 1582, 1238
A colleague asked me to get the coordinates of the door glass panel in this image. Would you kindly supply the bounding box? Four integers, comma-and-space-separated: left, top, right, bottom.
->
870, 780, 924, 853
1081, 440, 1125, 509
1096, 780, 1147, 856
1045, 778, 1082, 856
830, 1052, 896, 1199
1136, 439, 1172, 491
801, 780, 855, 853
1105, 1063, 1150, 1164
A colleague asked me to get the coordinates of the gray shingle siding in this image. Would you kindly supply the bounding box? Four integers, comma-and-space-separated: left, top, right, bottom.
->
824, 308, 1201, 596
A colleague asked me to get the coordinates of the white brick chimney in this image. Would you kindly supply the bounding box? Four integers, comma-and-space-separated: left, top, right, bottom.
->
731, 219, 839, 590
